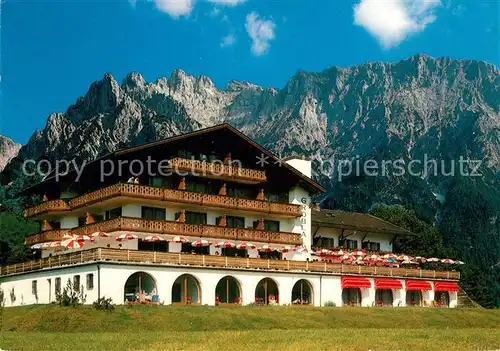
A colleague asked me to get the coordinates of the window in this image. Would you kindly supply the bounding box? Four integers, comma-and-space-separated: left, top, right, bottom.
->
346, 239, 358, 249
32, 280, 37, 295
78, 216, 86, 227
105, 207, 122, 220
369, 242, 381, 251
314, 237, 335, 249
186, 181, 207, 193
48, 220, 61, 230
264, 220, 280, 232
266, 191, 289, 203
184, 211, 207, 225
226, 216, 245, 228
227, 186, 252, 199
86, 274, 94, 290
142, 206, 166, 220
73, 275, 81, 291
55, 277, 61, 295
149, 176, 172, 188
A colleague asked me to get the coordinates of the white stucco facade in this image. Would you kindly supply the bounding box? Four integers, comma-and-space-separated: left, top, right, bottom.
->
0, 263, 458, 308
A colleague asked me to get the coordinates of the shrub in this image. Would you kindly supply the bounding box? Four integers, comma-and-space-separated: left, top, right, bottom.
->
323, 301, 336, 307
55, 279, 86, 307
93, 297, 115, 312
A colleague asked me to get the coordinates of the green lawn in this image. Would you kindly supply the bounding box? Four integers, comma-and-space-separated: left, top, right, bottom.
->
1, 305, 499, 350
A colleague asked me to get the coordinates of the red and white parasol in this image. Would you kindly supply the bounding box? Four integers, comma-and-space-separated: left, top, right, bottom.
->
214, 241, 236, 248
440, 258, 455, 264
258, 244, 274, 252
315, 249, 332, 256
401, 260, 418, 265
364, 254, 380, 261
61, 238, 84, 249
383, 253, 397, 259
352, 250, 365, 257
296, 246, 309, 253
169, 236, 189, 243
191, 240, 212, 247
75, 234, 93, 241
236, 242, 256, 250
278, 246, 296, 253
397, 255, 413, 261
334, 249, 346, 256
115, 233, 138, 241
143, 235, 166, 242
91, 231, 109, 238
427, 257, 440, 262
415, 256, 427, 263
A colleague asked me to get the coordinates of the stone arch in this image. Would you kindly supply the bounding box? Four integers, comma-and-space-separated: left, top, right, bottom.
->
123, 271, 157, 303
215, 276, 242, 304
255, 278, 279, 305
172, 273, 201, 304
291, 279, 313, 305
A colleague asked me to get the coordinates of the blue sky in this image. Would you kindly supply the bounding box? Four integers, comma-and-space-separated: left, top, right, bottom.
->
1, 0, 498, 144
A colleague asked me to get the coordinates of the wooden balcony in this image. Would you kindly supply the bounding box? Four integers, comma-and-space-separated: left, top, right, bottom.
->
0, 247, 460, 281
169, 157, 267, 184
24, 216, 302, 246
24, 200, 71, 218
25, 183, 301, 219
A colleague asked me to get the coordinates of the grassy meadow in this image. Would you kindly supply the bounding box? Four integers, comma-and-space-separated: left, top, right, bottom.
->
1, 305, 499, 350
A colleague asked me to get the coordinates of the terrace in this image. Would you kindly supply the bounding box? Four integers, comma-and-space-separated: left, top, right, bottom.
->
0, 247, 460, 280
24, 216, 302, 246
24, 183, 301, 219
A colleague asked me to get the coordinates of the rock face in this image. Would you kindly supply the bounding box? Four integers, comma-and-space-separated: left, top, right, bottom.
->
3, 55, 499, 194
0, 136, 21, 172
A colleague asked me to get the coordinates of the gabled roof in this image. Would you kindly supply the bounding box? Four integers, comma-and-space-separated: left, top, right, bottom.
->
22, 123, 326, 194
311, 209, 415, 236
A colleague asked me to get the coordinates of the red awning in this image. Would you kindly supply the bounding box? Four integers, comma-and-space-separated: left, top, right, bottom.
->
341, 276, 371, 289
405, 280, 432, 291
434, 281, 459, 292
375, 278, 403, 290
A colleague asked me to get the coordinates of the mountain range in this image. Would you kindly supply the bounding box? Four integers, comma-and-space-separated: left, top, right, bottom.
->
1, 54, 499, 307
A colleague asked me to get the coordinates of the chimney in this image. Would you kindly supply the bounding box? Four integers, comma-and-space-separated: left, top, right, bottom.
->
284, 156, 311, 178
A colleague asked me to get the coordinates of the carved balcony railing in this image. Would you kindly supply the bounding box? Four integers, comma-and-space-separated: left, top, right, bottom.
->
24, 216, 302, 246
169, 157, 267, 184
0, 247, 461, 281
24, 200, 71, 218
25, 183, 301, 219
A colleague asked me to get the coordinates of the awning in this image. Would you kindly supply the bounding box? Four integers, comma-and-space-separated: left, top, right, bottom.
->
375, 278, 403, 290
405, 280, 432, 291
434, 281, 459, 292
341, 276, 371, 289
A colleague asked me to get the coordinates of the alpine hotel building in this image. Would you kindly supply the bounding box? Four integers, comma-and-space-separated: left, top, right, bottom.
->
0, 124, 460, 307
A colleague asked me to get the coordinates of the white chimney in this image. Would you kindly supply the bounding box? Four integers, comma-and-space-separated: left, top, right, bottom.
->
285, 156, 311, 178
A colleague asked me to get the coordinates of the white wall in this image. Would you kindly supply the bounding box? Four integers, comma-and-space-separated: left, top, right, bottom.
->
0, 264, 458, 308
285, 158, 311, 178
289, 186, 312, 252
0, 265, 99, 306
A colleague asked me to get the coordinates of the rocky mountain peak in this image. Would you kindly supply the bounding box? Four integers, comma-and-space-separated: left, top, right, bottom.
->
0, 136, 21, 172
123, 72, 146, 90
66, 73, 122, 123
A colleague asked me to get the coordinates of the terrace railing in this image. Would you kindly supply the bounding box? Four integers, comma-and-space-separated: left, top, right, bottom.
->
169, 157, 267, 184
24, 216, 302, 246
25, 183, 301, 218
0, 248, 460, 280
